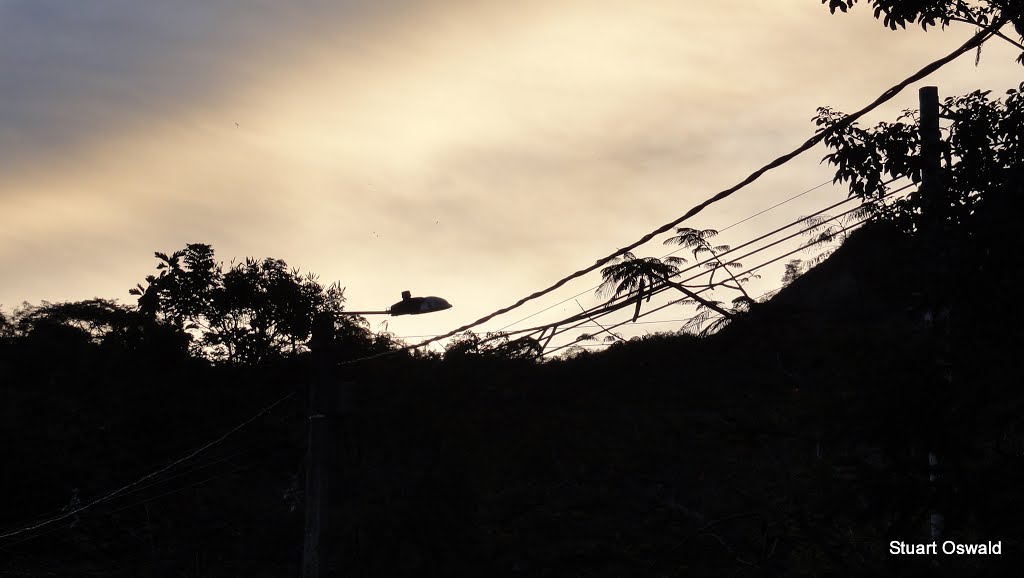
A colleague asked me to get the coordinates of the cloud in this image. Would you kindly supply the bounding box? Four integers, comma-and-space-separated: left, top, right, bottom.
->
0, 0, 411, 174
2, 0, 1022, 337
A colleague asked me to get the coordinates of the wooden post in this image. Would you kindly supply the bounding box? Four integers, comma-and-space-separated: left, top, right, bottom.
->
919, 86, 949, 541
303, 313, 334, 578
919, 86, 943, 227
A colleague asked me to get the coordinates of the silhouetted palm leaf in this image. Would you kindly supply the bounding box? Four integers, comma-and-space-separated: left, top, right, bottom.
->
597, 252, 682, 299
598, 251, 739, 322
598, 252, 688, 322
679, 310, 711, 335
664, 226, 751, 301
702, 315, 732, 336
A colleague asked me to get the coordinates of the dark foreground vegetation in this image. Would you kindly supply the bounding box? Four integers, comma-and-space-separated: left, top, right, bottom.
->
3, 2, 1023, 576
1, 207, 1022, 577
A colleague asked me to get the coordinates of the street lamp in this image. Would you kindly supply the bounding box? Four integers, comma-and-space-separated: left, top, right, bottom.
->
303, 291, 451, 578
335, 290, 453, 317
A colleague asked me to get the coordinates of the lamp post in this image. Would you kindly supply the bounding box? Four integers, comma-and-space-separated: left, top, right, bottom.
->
303, 291, 451, 578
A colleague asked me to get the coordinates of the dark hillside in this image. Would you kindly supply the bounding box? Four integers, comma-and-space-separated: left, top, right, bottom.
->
1, 219, 1021, 577
456, 219, 1023, 576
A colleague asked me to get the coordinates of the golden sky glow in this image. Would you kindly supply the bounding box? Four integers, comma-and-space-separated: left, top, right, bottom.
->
2, 0, 1021, 348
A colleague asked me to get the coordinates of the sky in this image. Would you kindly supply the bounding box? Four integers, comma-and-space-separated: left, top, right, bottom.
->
2, 0, 1022, 352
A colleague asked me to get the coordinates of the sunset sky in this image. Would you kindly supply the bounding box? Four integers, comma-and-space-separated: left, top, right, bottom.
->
2, 1, 1021, 351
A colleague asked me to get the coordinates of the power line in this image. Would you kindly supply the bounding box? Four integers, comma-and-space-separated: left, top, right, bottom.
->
395, 318, 709, 339
490, 179, 836, 335
89, 447, 261, 507
0, 393, 294, 542
422, 191, 888, 358
556, 195, 893, 353
528, 184, 911, 354
487, 182, 910, 347
543, 202, 888, 349
382, 189, 829, 347
0, 457, 271, 551
352, 180, 887, 360
107, 457, 275, 516
719, 180, 832, 233
396, 21, 1000, 349
334, 18, 1002, 367
540, 214, 879, 358
0, 447, 257, 537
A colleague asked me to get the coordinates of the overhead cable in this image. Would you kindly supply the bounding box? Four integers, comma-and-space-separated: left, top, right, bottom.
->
336, 17, 1003, 366
0, 393, 294, 542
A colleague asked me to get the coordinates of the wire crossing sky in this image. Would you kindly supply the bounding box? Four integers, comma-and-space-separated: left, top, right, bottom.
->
2, 0, 1021, 343
359, 17, 1005, 358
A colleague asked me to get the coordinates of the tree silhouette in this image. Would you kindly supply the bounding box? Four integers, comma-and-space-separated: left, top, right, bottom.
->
597, 252, 686, 322
0, 299, 192, 374
812, 14, 1024, 549
597, 252, 735, 322
12, 299, 137, 344
0, 309, 12, 341
444, 331, 543, 361
794, 206, 877, 268
131, 244, 354, 365
823, 1, 1024, 65
663, 227, 756, 306
815, 84, 1024, 235
781, 259, 805, 287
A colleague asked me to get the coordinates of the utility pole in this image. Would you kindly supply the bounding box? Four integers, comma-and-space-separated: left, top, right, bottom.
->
303, 313, 334, 578
919, 86, 943, 225
298, 292, 448, 576
919, 85, 951, 542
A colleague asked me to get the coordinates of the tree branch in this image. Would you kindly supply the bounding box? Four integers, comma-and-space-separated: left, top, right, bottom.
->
656, 274, 737, 319
946, 15, 1024, 50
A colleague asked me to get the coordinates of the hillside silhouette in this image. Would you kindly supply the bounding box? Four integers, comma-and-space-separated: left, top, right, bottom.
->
1, 202, 1021, 576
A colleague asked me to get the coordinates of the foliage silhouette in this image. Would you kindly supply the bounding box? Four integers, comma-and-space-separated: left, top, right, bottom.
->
4, 5, 1024, 576
816, 83, 1024, 235
130, 244, 364, 365
822, 0, 1024, 64
802, 7, 1024, 566
0, 309, 13, 341
444, 331, 542, 361
5, 298, 191, 363
596, 251, 736, 323
663, 227, 756, 302
781, 258, 805, 287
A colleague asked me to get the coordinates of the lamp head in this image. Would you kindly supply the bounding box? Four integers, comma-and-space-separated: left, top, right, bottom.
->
388, 292, 452, 316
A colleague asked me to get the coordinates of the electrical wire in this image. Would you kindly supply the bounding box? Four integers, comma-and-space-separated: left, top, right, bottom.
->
396, 318, 711, 339
329, 21, 1001, 367
1, 445, 296, 551
364, 183, 888, 354
544, 201, 895, 350
488, 179, 836, 335
540, 213, 880, 358
0, 447, 255, 535
0, 392, 294, 542
485, 182, 911, 347
527, 184, 911, 354
392, 20, 1000, 350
